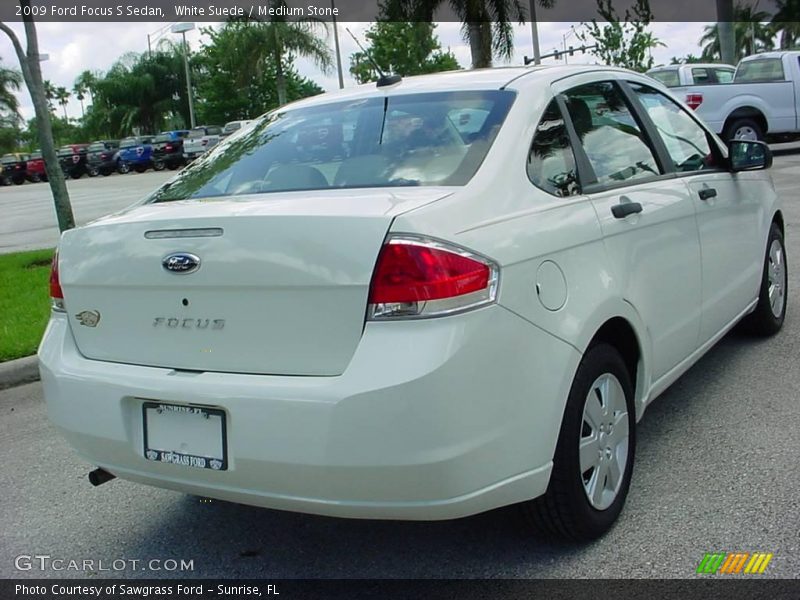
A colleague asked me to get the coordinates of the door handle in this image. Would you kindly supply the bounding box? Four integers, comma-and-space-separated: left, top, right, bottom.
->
698, 187, 717, 200
611, 198, 643, 219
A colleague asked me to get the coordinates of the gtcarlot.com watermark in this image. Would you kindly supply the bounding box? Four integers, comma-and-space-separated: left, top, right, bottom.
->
14, 554, 194, 573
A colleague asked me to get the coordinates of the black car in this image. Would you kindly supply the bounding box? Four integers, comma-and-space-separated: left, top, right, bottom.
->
1, 153, 30, 185
152, 130, 190, 170
86, 140, 119, 176
58, 144, 90, 179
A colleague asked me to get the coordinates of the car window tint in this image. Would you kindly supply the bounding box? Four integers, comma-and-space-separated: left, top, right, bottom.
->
563, 81, 660, 185
715, 68, 734, 83
629, 83, 716, 173
691, 68, 711, 84
648, 70, 679, 87
735, 58, 785, 82
527, 99, 579, 197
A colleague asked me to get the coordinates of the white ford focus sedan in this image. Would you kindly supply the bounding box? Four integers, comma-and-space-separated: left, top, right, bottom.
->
39, 65, 787, 541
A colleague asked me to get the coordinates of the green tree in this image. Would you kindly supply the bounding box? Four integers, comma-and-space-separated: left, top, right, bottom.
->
89, 49, 187, 135
43, 79, 56, 112
74, 70, 97, 104
385, 0, 551, 69
0, 0, 74, 232
700, 3, 774, 60
578, 0, 664, 72
0, 59, 22, 117
55, 85, 69, 120
72, 81, 86, 118
771, 0, 800, 49
349, 21, 459, 84
670, 54, 706, 64
195, 20, 322, 124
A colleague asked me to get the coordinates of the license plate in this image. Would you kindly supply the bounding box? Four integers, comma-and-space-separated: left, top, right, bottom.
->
142, 402, 227, 470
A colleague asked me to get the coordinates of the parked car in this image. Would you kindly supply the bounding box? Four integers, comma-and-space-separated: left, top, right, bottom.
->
26, 150, 47, 183
647, 63, 735, 87
183, 125, 222, 162
86, 140, 119, 176
58, 144, 89, 179
115, 136, 155, 174
675, 51, 800, 142
152, 130, 190, 170
40, 66, 786, 542
222, 120, 253, 138
1, 152, 30, 185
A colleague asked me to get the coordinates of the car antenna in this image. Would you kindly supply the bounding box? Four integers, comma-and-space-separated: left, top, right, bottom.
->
346, 27, 402, 88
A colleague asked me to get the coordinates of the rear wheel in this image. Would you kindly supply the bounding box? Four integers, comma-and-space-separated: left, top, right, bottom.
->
741, 223, 787, 336
117, 161, 130, 175
87, 166, 99, 177
523, 343, 635, 541
153, 160, 165, 171
28, 174, 41, 183
724, 118, 763, 142
70, 171, 82, 180
13, 175, 25, 185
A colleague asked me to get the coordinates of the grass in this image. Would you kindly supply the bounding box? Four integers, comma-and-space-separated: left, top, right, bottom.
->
0, 248, 55, 362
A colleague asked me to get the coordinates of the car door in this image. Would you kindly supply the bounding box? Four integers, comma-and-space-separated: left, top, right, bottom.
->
627, 81, 765, 344
556, 78, 703, 381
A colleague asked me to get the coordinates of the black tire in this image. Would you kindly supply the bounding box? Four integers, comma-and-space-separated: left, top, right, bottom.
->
28, 173, 41, 183
87, 166, 99, 177
70, 171, 82, 180
523, 343, 636, 541
153, 160, 165, 171
13, 176, 25, 185
741, 223, 787, 336
134, 164, 146, 173
117, 161, 130, 175
723, 118, 763, 143
100, 168, 112, 176
2, 175, 11, 186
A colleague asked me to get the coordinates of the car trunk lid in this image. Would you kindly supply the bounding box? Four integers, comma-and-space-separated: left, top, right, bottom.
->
58, 187, 452, 376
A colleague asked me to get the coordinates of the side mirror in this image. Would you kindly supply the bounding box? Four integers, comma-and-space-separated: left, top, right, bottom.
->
729, 140, 772, 172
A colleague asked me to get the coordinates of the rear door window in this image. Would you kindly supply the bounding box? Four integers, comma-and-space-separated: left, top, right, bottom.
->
735, 58, 785, 82
527, 100, 579, 197
562, 81, 661, 186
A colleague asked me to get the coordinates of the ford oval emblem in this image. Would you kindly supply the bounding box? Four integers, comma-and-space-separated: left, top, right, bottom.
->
162, 252, 201, 274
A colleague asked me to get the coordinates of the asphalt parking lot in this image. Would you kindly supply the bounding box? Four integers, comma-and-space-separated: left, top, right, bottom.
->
0, 152, 798, 579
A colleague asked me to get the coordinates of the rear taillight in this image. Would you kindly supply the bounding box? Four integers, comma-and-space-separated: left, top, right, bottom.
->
367, 236, 498, 320
165, 144, 173, 151
100, 153, 109, 160
686, 93, 703, 110
49, 251, 65, 311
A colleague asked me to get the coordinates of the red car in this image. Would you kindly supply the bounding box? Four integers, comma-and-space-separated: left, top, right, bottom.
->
26, 150, 47, 183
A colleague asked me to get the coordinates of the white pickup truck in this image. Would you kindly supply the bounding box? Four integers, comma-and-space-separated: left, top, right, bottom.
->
182, 125, 223, 162
674, 51, 800, 142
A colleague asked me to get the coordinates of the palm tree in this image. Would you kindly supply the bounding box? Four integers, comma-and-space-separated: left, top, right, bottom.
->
771, 0, 800, 49
74, 69, 97, 104
55, 86, 69, 120
386, 0, 553, 69
241, 11, 332, 107
42, 79, 56, 112
72, 81, 86, 118
0, 60, 22, 117
700, 3, 774, 61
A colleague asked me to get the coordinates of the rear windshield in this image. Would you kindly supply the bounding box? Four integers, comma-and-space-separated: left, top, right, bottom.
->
735, 58, 785, 82
649, 69, 680, 87
154, 134, 173, 143
30, 151, 41, 159
57, 147, 74, 157
88, 142, 109, 152
1, 155, 16, 164
188, 128, 208, 139
149, 90, 515, 202
119, 138, 137, 148
224, 122, 243, 134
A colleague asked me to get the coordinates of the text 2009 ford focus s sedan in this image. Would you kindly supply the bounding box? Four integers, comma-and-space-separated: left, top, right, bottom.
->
39, 66, 787, 541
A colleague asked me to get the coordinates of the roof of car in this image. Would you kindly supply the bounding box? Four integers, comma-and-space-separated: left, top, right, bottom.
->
282, 65, 640, 112
647, 63, 735, 72
740, 51, 800, 61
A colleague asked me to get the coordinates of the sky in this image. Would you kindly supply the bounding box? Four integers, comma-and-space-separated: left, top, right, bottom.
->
0, 20, 710, 122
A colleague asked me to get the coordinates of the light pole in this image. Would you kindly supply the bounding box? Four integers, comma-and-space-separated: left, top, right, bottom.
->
171, 22, 196, 129
528, 0, 541, 65
331, 0, 344, 88
562, 25, 580, 65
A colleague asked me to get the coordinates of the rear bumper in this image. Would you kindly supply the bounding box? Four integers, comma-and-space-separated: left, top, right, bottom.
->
39, 306, 579, 520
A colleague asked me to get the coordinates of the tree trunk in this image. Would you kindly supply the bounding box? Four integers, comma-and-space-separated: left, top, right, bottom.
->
274, 30, 287, 106
467, 22, 493, 69
0, 3, 74, 232
715, 0, 736, 65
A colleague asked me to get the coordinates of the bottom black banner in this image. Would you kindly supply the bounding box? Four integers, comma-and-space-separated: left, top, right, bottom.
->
1, 579, 798, 600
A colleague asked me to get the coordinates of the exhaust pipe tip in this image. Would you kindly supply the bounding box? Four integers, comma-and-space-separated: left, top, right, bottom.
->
88, 468, 116, 487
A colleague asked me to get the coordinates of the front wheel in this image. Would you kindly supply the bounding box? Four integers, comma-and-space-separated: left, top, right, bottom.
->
117, 161, 130, 175
741, 223, 787, 336
28, 173, 41, 183
153, 160, 165, 171
522, 343, 636, 541
87, 166, 99, 177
